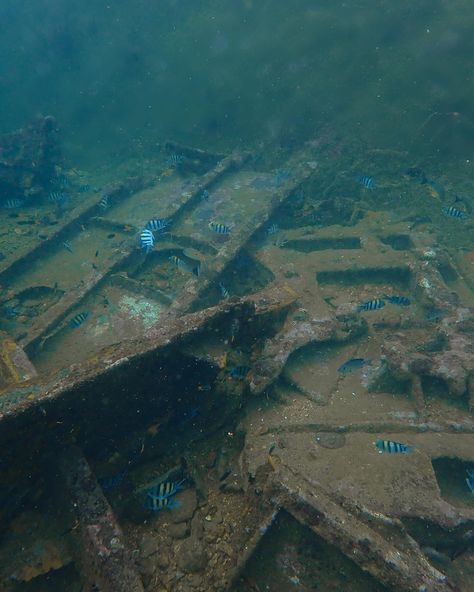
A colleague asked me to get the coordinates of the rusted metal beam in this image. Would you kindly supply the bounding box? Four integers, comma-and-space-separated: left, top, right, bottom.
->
59, 445, 144, 592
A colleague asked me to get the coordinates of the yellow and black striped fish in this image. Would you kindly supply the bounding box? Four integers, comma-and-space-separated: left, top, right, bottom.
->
208, 221, 231, 235
375, 439, 414, 454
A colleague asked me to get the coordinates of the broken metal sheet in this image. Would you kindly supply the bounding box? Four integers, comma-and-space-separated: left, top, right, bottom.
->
265, 466, 454, 592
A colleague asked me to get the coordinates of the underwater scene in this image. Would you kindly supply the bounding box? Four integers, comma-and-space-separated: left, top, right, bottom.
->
0, 1, 473, 591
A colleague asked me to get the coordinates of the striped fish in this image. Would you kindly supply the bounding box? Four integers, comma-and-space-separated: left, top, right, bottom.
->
77, 184, 91, 193
2, 198, 24, 209
375, 439, 414, 454
140, 228, 155, 252
219, 282, 230, 299
358, 175, 375, 190
169, 255, 200, 276
385, 295, 411, 306
146, 218, 170, 232
144, 493, 181, 512
146, 479, 185, 501
267, 223, 279, 235
466, 469, 474, 494
209, 221, 232, 235
358, 298, 385, 312
166, 154, 184, 167
98, 193, 109, 210
48, 191, 69, 204
62, 241, 73, 253
70, 311, 90, 328
442, 206, 467, 220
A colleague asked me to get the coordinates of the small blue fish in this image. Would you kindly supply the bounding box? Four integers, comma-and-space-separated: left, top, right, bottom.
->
144, 494, 181, 512
230, 365, 251, 380
146, 479, 185, 502
77, 184, 91, 193
385, 295, 411, 306
358, 175, 375, 190
140, 228, 155, 252
70, 311, 90, 328
98, 193, 109, 210
166, 154, 185, 167
209, 221, 232, 235
219, 282, 230, 299
442, 206, 467, 220
146, 218, 170, 232
337, 358, 371, 374
201, 189, 210, 199
375, 439, 414, 454
48, 191, 69, 205
169, 255, 200, 276
2, 198, 25, 209
62, 241, 73, 253
267, 223, 279, 235
466, 469, 474, 495
358, 299, 385, 312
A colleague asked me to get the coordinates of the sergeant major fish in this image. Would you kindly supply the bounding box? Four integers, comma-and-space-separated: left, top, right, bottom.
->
358, 299, 385, 312
466, 468, 474, 495
140, 228, 155, 252
209, 221, 232, 235
267, 223, 279, 235
48, 191, 69, 204
2, 198, 24, 209
357, 175, 375, 190
146, 218, 170, 232
385, 295, 411, 306
144, 493, 180, 512
70, 311, 90, 329
146, 479, 185, 502
442, 206, 467, 220
98, 193, 109, 210
375, 439, 414, 454
166, 154, 184, 167
219, 282, 230, 299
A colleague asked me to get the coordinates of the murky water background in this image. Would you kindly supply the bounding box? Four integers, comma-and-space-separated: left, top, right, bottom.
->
1, 1, 474, 164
